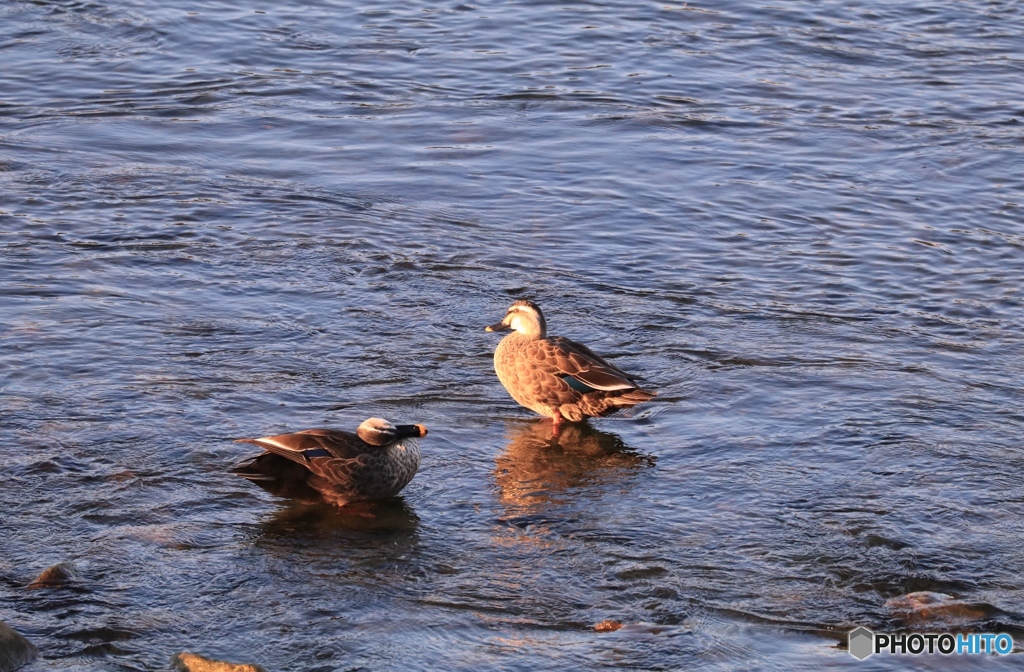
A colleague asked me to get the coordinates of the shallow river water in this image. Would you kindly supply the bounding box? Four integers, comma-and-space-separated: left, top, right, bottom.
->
2, 0, 1024, 670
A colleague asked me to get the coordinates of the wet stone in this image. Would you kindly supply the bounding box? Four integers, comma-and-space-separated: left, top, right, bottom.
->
27, 561, 81, 589
594, 620, 624, 632
171, 651, 268, 672
0, 620, 38, 672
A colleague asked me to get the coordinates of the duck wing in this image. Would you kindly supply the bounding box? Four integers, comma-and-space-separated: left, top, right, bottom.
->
235, 428, 368, 464
542, 336, 643, 391
235, 428, 376, 489
230, 453, 325, 502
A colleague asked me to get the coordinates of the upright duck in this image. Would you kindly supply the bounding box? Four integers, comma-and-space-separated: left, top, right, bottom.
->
233, 417, 427, 507
486, 300, 655, 430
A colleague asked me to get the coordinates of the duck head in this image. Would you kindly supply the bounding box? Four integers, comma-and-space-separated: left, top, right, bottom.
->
485, 299, 547, 340
357, 418, 428, 446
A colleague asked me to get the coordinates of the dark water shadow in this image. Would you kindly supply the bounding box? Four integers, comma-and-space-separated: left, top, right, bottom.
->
254, 496, 420, 541
493, 419, 655, 515
238, 497, 423, 611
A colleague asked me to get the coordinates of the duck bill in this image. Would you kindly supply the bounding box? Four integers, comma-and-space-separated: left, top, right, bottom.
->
485, 321, 510, 332
394, 424, 428, 438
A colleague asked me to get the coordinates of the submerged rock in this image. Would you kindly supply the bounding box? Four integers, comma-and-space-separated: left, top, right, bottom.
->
27, 561, 81, 589
594, 619, 624, 632
0, 620, 38, 672
171, 652, 268, 672
885, 591, 990, 624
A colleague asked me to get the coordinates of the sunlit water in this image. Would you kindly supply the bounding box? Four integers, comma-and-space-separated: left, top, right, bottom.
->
2, 0, 1023, 669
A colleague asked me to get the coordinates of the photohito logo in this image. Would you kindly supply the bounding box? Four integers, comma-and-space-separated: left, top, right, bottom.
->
848, 627, 1013, 660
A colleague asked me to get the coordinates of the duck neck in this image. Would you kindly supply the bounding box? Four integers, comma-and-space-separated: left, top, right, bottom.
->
512, 325, 544, 340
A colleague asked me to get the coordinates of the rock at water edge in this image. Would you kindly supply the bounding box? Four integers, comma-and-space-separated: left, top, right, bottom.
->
0, 621, 39, 672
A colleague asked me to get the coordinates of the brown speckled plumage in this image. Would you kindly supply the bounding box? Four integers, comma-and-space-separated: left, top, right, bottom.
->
233, 418, 426, 507
486, 300, 655, 426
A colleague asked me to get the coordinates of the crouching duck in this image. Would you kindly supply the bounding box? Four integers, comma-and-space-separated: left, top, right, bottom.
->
486, 300, 655, 430
232, 418, 427, 507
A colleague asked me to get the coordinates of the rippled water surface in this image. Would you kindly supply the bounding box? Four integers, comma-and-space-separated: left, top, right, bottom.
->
2, 0, 1024, 669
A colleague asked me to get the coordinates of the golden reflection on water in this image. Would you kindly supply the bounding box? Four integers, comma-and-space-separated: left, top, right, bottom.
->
493, 420, 654, 513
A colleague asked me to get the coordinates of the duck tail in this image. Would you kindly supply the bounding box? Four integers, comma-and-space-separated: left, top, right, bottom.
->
617, 387, 656, 405
578, 386, 656, 419
229, 453, 282, 481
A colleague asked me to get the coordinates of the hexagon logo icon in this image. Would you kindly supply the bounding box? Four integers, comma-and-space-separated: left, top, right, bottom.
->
849, 627, 874, 660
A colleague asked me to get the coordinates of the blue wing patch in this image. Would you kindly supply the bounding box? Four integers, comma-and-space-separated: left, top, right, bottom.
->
561, 375, 597, 394
303, 448, 331, 460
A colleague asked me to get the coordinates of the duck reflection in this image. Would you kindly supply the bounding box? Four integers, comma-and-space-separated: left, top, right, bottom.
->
249, 498, 421, 584
255, 496, 420, 540
494, 420, 654, 511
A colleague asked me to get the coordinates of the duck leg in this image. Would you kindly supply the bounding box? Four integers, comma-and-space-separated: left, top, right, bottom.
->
551, 413, 564, 437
